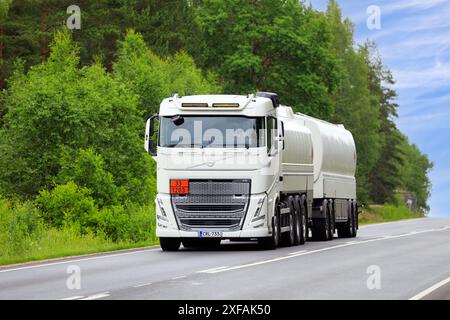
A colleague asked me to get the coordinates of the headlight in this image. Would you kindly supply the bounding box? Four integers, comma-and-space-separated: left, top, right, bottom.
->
252, 197, 266, 222
157, 197, 169, 222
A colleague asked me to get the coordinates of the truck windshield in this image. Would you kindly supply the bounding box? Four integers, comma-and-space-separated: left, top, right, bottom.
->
159, 116, 265, 148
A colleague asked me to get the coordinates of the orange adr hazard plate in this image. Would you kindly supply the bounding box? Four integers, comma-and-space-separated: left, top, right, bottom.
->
170, 179, 189, 194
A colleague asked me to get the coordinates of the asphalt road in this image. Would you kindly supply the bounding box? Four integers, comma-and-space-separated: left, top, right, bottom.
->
1, 217, 449, 300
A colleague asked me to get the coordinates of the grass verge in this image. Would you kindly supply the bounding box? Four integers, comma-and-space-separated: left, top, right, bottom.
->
359, 204, 425, 225
0, 227, 158, 266
0, 197, 158, 266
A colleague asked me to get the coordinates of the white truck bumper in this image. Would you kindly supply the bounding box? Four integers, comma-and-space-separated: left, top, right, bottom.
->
155, 192, 271, 239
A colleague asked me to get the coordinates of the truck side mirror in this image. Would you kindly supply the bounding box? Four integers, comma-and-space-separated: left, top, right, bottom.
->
145, 114, 158, 157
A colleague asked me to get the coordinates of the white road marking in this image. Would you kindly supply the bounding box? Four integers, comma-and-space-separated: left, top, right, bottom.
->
409, 277, 450, 300
133, 282, 153, 288
288, 250, 307, 255
0, 248, 160, 273
80, 292, 110, 300
172, 275, 187, 280
200, 226, 450, 274
60, 295, 84, 300
201, 255, 299, 273
198, 266, 229, 273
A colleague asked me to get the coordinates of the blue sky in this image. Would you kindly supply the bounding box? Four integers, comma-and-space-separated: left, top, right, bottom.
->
310, 0, 450, 217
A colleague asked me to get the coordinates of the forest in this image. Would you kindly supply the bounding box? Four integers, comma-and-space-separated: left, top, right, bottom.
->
0, 0, 432, 263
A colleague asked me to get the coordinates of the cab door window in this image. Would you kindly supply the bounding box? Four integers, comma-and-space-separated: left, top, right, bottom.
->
266, 116, 278, 155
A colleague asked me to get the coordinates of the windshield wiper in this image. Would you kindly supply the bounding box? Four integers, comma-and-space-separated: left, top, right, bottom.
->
161, 143, 179, 148
162, 143, 203, 148
202, 137, 216, 148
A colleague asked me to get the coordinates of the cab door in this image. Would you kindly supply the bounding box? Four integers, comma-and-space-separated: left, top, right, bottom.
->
264, 115, 283, 184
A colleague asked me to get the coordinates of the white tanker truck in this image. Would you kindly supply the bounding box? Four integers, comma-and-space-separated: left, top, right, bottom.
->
145, 92, 358, 251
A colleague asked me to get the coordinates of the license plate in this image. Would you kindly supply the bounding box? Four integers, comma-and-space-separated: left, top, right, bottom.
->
198, 231, 222, 238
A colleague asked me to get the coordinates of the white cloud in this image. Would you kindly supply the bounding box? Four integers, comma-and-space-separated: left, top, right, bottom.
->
380, 0, 447, 15
392, 60, 450, 89
347, 0, 448, 24
396, 110, 450, 133
397, 91, 450, 118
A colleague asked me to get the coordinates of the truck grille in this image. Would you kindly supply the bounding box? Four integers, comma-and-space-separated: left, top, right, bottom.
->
171, 179, 250, 231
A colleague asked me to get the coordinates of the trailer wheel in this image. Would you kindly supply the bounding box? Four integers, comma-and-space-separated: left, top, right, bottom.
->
160, 237, 181, 251
351, 202, 357, 237
299, 199, 307, 245
259, 207, 280, 250
337, 201, 354, 238
293, 196, 302, 246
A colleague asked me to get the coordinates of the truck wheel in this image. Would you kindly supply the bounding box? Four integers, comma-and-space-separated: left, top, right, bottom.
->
299, 199, 307, 245
160, 237, 181, 251
293, 196, 302, 246
281, 207, 295, 247
351, 202, 357, 237
259, 210, 280, 250
337, 202, 354, 238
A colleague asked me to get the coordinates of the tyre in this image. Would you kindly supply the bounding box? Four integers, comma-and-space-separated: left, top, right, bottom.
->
337, 201, 354, 238
160, 237, 181, 251
281, 199, 295, 247
351, 202, 357, 238
299, 198, 307, 245
293, 196, 302, 246
259, 208, 280, 250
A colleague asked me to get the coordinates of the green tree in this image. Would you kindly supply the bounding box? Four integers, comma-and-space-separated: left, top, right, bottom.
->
1, 0, 63, 77
0, 31, 153, 204
363, 41, 404, 204
56, 148, 125, 207
0, 1, 201, 89
35, 181, 97, 228
0, 0, 11, 89
398, 137, 433, 211
194, 0, 339, 119
124, 0, 200, 57
326, 0, 381, 202
113, 30, 220, 117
